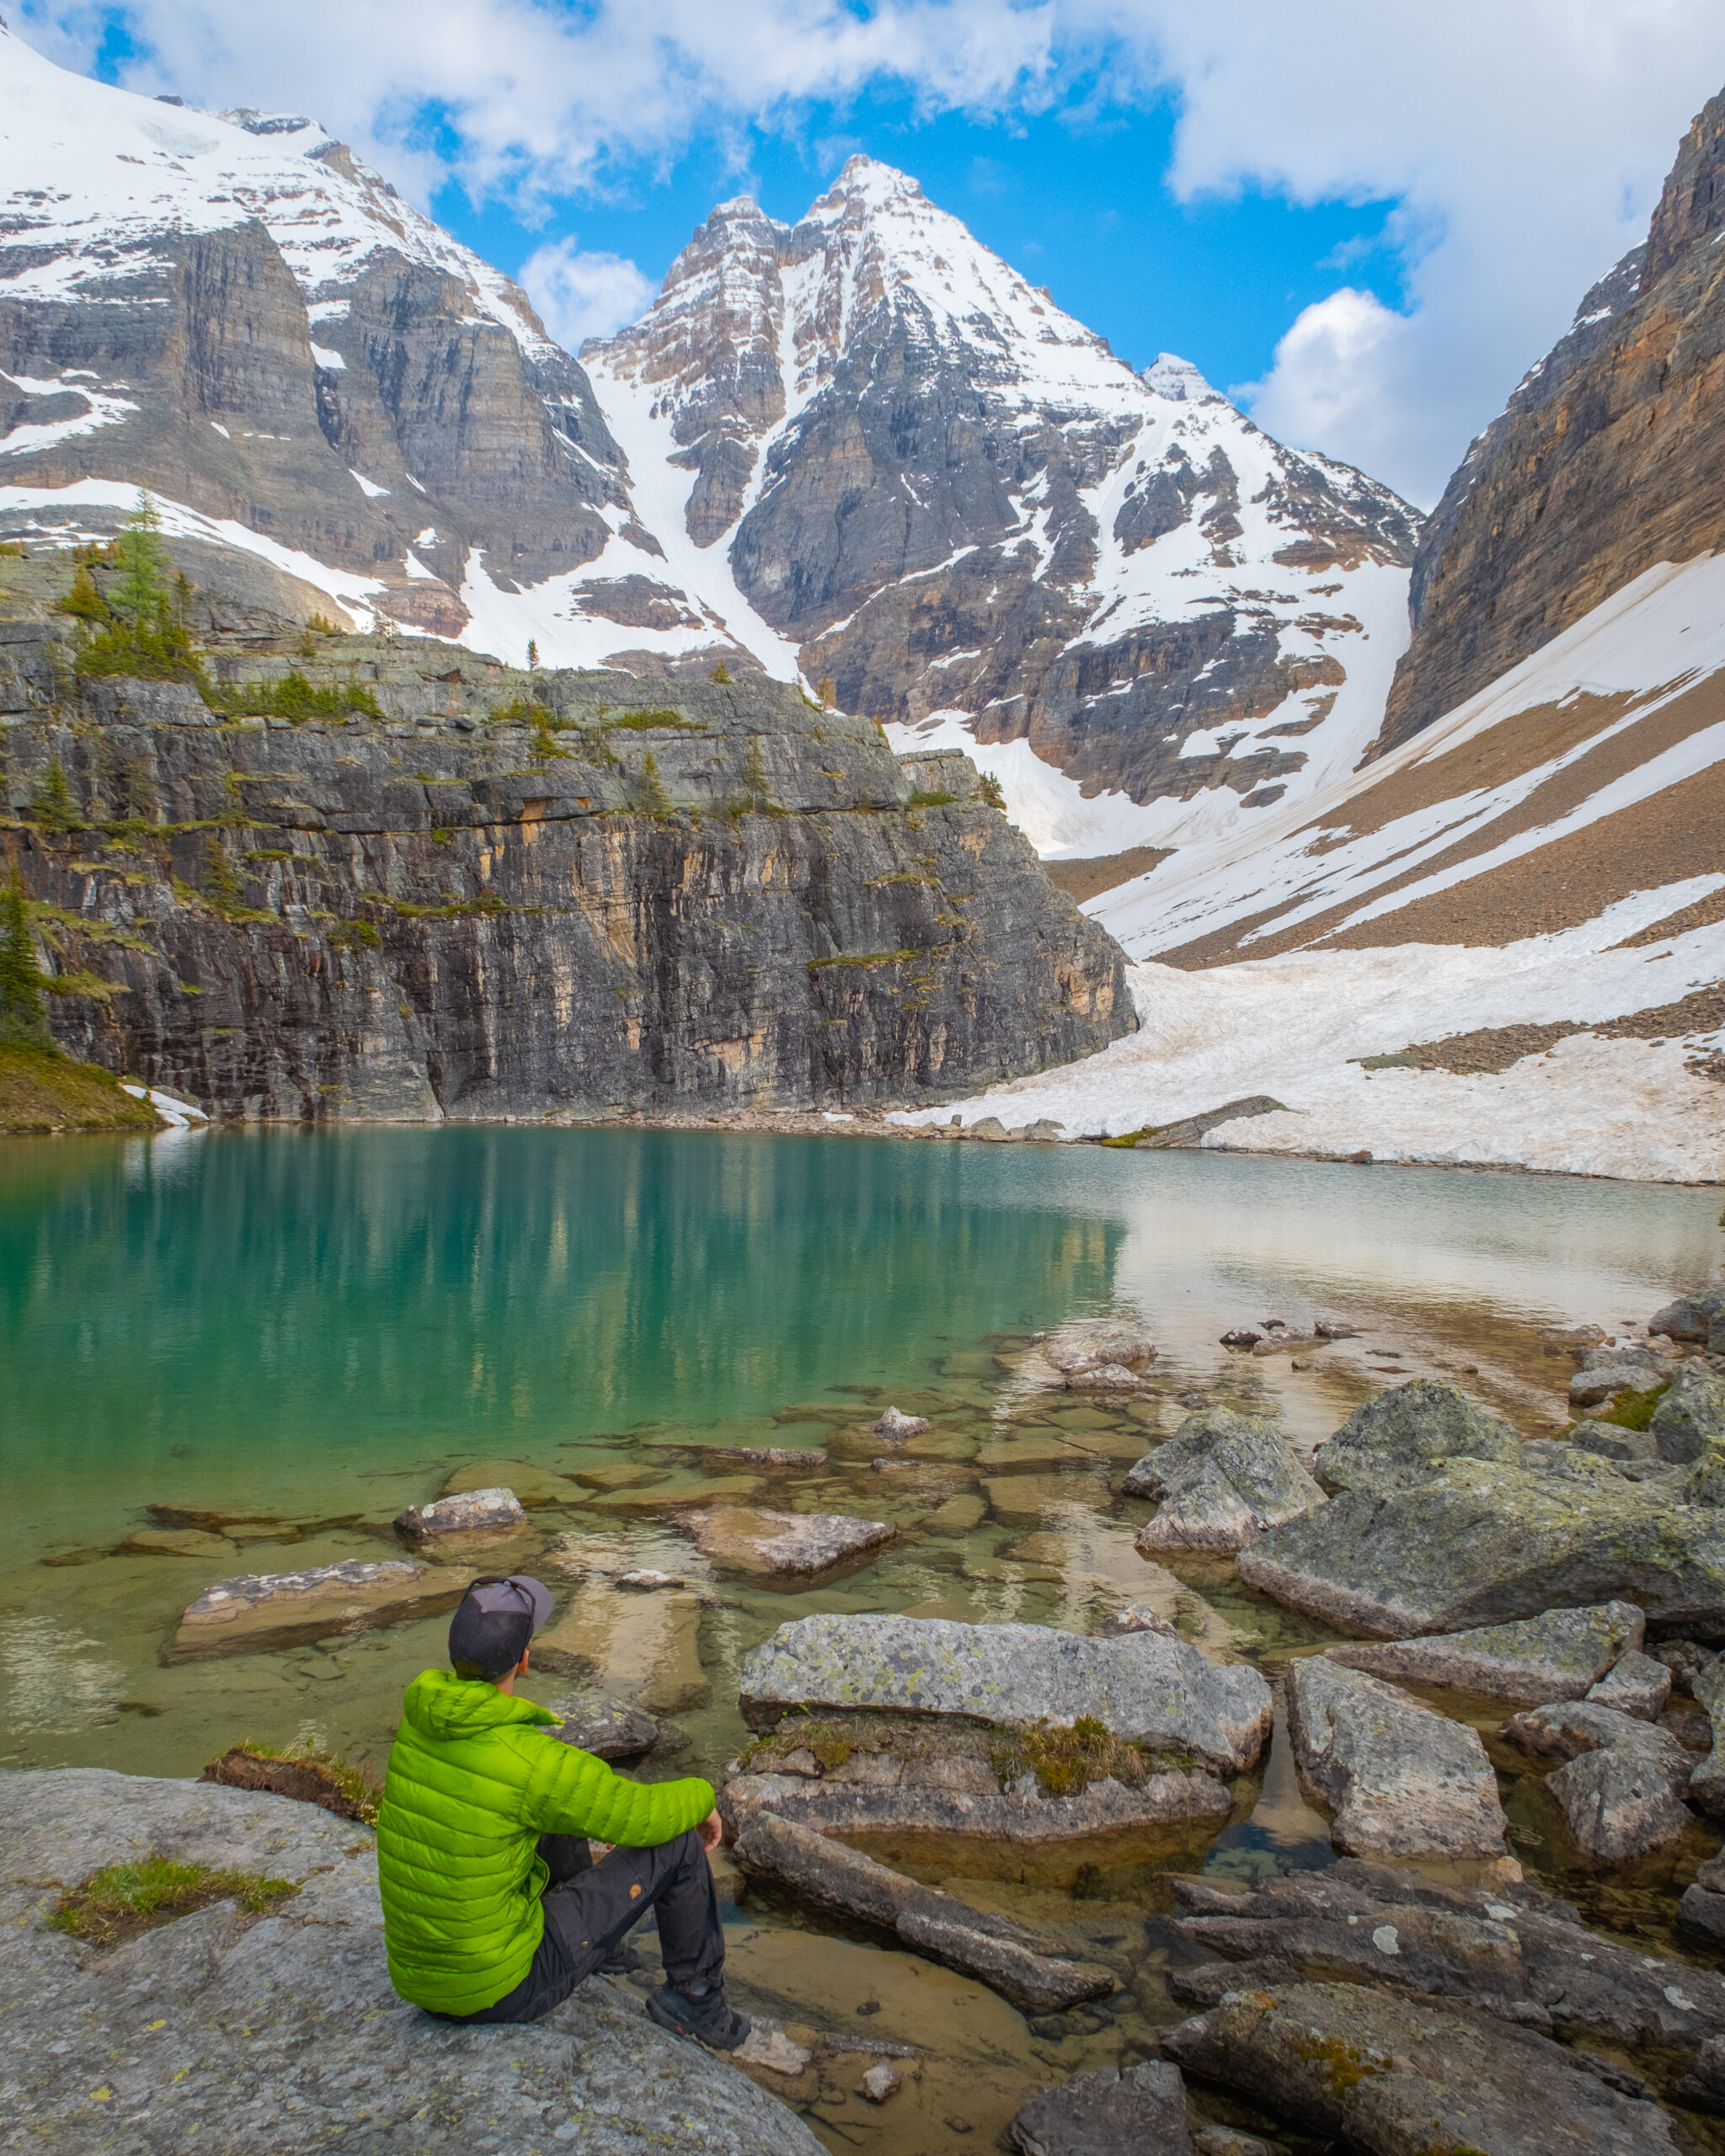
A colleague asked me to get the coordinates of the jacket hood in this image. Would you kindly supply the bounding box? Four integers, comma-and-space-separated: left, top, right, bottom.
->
402, 1668, 560, 1742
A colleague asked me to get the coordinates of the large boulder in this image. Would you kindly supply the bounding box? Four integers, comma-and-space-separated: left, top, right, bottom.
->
1007, 2062, 1190, 2155
164, 1560, 462, 1661
1237, 1456, 1725, 1636
737, 1614, 1272, 1775
0, 1769, 821, 2156
1324, 1602, 1644, 1705
1286, 1658, 1509, 1860
1170, 1859, 1725, 2072
729, 1811, 1115, 2014
1162, 1980, 1684, 2156
1570, 1345, 1676, 1414
1502, 1700, 1696, 1860
1650, 1290, 1725, 1348
1313, 1380, 1521, 1496
1650, 1361, 1725, 1463
1125, 1410, 1324, 1554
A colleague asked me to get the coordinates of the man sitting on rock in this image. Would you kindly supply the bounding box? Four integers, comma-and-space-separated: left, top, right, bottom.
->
376, 1572, 748, 2047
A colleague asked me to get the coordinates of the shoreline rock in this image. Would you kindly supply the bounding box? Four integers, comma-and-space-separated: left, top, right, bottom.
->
1501, 1700, 1695, 1859
1323, 1601, 1645, 1705
1125, 1408, 1324, 1553
737, 1614, 1273, 1776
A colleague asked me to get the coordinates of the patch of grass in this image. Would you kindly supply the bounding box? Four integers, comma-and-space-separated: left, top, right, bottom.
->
1596, 1384, 1669, 1431
328, 918, 381, 949
991, 1716, 1150, 1799
43, 969, 126, 1001
0, 1043, 158, 1134
366, 889, 510, 922
48, 1857, 298, 1950
1295, 2032, 1391, 2095
807, 948, 921, 972
611, 708, 702, 732
906, 790, 956, 809
205, 1737, 382, 1824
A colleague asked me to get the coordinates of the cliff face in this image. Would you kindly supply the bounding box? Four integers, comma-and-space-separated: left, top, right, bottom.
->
0, 576, 1130, 1121
1381, 86, 1725, 752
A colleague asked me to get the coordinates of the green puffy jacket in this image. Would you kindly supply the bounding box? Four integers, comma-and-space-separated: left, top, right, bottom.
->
375, 1668, 716, 2015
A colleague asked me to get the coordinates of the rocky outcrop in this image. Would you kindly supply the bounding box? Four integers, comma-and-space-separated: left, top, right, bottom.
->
1381, 83, 1725, 750
1314, 1380, 1521, 1496
1285, 1658, 1509, 1860
5, 604, 1130, 1118
735, 1614, 1273, 1775
1162, 1980, 1683, 2156
0, 1767, 820, 2155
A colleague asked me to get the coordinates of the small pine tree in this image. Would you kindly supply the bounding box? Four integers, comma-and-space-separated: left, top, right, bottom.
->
29, 754, 78, 833
526, 639, 539, 671
112, 490, 171, 624
742, 737, 769, 807
635, 751, 670, 815
977, 771, 1007, 811
55, 563, 109, 623
0, 872, 50, 1046
709, 659, 731, 685
817, 675, 836, 711
199, 835, 246, 913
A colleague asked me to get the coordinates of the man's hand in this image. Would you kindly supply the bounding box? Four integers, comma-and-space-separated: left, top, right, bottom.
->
697, 1809, 724, 1853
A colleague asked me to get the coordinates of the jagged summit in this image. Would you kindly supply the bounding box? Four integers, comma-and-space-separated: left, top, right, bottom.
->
1142, 354, 1219, 404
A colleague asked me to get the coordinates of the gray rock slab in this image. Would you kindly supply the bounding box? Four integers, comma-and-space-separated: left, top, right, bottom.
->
1651, 1360, 1725, 1463
1502, 1700, 1695, 1859
1685, 1658, 1725, 1817
736, 1614, 1273, 1774
1169, 1858, 1725, 2068
1571, 1347, 1674, 1412
1324, 1602, 1644, 1705
1572, 1419, 1663, 1461
1007, 2061, 1191, 2155
730, 1809, 1114, 2014
394, 1486, 527, 1543
1587, 1651, 1673, 1721
686, 1506, 895, 1577
1162, 1979, 1683, 2156
1313, 1379, 1521, 1497
1125, 1410, 1325, 1554
0, 1767, 821, 2156
1286, 1657, 1509, 1860
1237, 1457, 1725, 1637
164, 1559, 462, 1661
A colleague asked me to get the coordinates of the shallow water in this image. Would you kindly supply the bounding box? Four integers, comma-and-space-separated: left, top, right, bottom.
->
3, 1126, 1722, 2148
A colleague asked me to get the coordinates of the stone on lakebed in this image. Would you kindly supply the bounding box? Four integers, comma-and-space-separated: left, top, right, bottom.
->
436, 1459, 582, 1508
737, 1613, 1272, 1775
163, 1560, 464, 1661
1125, 1408, 1324, 1553
2, 1769, 820, 2156
1323, 1600, 1645, 1705
1501, 1699, 1696, 1860
873, 1406, 930, 1441
1286, 1657, 1509, 1860
393, 1487, 528, 1545
686, 1507, 895, 1578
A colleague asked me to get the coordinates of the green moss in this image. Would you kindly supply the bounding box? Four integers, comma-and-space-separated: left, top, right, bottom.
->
48, 1857, 298, 1949
1295, 2033, 1391, 2094
1595, 1384, 1669, 1431
906, 789, 956, 808
990, 1715, 1149, 1798
221, 1736, 383, 1824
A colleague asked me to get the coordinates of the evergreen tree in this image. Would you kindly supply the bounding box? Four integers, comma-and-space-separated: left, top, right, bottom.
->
113, 490, 170, 624
635, 751, 670, 815
0, 873, 49, 1046
55, 563, 108, 623
29, 754, 78, 833
709, 659, 731, 685
526, 639, 539, 670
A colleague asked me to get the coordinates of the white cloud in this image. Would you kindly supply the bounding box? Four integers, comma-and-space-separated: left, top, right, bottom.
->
15, 0, 1725, 503
519, 239, 655, 350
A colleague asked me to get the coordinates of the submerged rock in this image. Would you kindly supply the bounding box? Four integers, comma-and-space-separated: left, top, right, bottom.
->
165, 1560, 461, 1660
1162, 1979, 1682, 2156
393, 1487, 528, 1545
737, 1614, 1273, 1774
1170, 1858, 1725, 2074
437, 1460, 581, 1508
1313, 1380, 1520, 1497
1007, 2061, 1190, 2155
1286, 1658, 1509, 1860
1, 1769, 820, 2156
1324, 1601, 1644, 1705
1502, 1700, 1695, 1859
686, 1506, 895, 1578
1127, 1410, 1324, 1553
1587, 1651, 1672, 1721
1238, 1457, 1725, 1636
1065, 1363, 1146, 1394
533, 1582, 710, 1715
730, 1810, 1116, 2013
543, 1690, 662, 1760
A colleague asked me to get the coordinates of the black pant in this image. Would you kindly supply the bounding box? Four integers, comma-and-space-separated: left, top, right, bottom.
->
444, 1829, 726, 2026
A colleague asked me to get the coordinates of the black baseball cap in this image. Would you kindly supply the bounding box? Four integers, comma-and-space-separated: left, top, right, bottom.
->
448, 1573, 553, 1682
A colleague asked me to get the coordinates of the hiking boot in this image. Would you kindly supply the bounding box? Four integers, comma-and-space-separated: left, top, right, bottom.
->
644, 1981, 751, 2051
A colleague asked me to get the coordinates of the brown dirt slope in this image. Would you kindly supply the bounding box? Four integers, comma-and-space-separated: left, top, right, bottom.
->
1041, 846, 1173, 905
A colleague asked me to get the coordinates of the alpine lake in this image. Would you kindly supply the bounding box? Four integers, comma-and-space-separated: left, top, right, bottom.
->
3, 1124, 1722, 2153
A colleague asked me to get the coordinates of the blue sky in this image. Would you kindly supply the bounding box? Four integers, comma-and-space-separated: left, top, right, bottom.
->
443, 90, 1404, 397
23, 0, 1725, 505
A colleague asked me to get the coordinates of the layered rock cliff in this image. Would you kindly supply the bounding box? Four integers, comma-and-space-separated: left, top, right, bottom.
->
0, 562, 1130, 1121
1381, 86, 1725, 752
